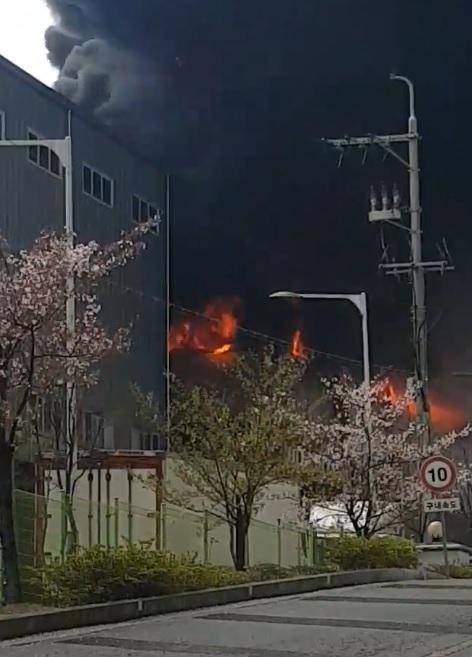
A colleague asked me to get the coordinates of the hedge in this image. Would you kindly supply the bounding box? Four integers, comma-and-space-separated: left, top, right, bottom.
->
27, 535, 418, 607
28, 543, 248, 607
433, 564, 472, 578
325, 535, 418, 570
246, 562, 338, 581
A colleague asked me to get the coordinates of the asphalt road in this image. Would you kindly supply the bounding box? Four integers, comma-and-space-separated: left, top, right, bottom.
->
3, 579, 472, 657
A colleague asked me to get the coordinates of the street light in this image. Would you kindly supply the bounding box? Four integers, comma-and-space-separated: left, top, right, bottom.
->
0, 137, 75, 459
269, 291, 370, 387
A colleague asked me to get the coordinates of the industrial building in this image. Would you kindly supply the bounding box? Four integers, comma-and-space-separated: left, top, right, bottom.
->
0, 54, 168, 455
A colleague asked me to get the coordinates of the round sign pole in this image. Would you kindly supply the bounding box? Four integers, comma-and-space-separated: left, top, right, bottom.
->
419, 455, 456, 578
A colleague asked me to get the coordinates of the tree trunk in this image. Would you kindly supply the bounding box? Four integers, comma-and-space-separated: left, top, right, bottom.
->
228, 512, 249, 570
60, 492, 79, 559
0, 437, 22, 603
64, 495, 79, 554
234, 511, 248, 571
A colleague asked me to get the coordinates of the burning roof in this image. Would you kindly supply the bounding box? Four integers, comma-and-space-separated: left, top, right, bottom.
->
168, 297, 307, 362
168, 297, 464, 431
168, 297, 239, 361
381, 382, 464, 431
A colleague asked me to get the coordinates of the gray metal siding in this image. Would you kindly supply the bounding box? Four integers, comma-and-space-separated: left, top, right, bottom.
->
0, 60, 167, 447
0, 64, 67, 246
70, 113, 166, 410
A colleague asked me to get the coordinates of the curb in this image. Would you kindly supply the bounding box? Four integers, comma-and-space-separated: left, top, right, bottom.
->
0, 567, 441, 641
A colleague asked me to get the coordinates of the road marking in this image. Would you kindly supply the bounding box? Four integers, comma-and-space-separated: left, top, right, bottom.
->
423, 638, 472, 656
1, 594, 295, 647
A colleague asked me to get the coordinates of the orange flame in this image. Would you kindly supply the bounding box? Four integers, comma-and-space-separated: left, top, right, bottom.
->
290, 330, 307, 360
379, 382, 463, 431
168, 297, 239, 359
381, 383, 416, 416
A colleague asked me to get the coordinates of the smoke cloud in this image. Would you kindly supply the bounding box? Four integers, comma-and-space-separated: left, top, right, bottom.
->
43, 1, 356, 166
40, 1, 472, 378
44, 1, 170, 147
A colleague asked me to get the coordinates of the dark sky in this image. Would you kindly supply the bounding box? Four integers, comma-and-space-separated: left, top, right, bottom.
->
43, 1, 472, 381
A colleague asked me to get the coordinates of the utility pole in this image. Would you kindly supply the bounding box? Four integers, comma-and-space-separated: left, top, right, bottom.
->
322, 74, 453, 444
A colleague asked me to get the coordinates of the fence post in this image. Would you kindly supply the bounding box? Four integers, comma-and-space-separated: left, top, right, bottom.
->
96, 466, 102, 545
60, 491, 67, 562
154, 479, 162, 551
127, 468, 133, 544
114, 497, 120, 547
105, 469, 111, 548
203, 510, 209, 562
155, 509, 161, 551
312, 529, 317, 565
318, 532, 325, 566
87, 470, 93, 548
161, 503, 167, 551
277, 519, 282, 568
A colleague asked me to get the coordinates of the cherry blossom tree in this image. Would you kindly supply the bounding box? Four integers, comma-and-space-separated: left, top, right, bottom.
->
299, 374, 470, 538
456, 449, 472, 532
138, 345, 330, 571
0, 221, 154, 603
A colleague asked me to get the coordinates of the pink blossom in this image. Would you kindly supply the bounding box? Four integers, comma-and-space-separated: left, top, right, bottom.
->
0, 220, 155, 435
300, 373, 471, 536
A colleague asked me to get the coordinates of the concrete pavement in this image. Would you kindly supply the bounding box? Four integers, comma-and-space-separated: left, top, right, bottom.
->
3, 579, 472, 656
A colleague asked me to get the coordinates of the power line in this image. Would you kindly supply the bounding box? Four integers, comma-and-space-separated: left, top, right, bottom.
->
105, 279, 413, 376
322, 74, 453, 442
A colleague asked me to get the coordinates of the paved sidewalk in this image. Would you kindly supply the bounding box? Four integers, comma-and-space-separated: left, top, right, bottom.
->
3, 579, 472, 656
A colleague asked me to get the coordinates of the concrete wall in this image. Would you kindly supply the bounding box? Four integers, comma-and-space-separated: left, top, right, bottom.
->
163, 456, 300, 525
417, 542, 472, 567
42, 455, 303, 568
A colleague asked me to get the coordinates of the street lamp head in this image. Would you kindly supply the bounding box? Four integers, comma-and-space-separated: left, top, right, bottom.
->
269, 291, 298, 299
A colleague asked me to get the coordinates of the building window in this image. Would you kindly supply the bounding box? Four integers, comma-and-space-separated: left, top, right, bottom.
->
137, 431, 167, 452
27, 130, 62, 178
83, 164, 114, 207
0, 111, 5, 140
131, 194, 161, 233
83, 411, 105, 449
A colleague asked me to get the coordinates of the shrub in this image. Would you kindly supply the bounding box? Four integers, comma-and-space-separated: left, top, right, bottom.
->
325, 535, 418, 570
433, 564, 472, 579
246, 563, 292, 581
292, 563, 339, 575
28, 543, 248, 607
246, 563, 339, 582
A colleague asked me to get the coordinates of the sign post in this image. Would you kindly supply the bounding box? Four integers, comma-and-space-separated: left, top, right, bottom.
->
419, 455, 458, 577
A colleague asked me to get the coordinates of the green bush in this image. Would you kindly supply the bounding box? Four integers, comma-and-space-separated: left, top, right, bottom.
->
292, 563, 339, 576
247, 563, 292, 581
28, 543, 248, 607
325, 535, 418, 570
247, 563, 339, 582
433, 564, 472, 579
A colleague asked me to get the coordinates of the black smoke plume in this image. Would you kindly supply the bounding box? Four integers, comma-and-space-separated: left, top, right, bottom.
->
43, 1, 472, 380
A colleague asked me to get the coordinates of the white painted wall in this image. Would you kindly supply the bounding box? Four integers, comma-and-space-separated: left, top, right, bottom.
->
42, 455, 303, 567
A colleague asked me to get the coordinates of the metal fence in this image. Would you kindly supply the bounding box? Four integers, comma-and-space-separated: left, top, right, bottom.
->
10, 489, 325, 593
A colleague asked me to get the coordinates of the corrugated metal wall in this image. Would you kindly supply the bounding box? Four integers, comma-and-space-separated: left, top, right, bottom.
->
0, 57, 166, 448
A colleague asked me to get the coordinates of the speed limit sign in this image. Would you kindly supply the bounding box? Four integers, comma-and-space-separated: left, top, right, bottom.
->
419, 455, 457, 493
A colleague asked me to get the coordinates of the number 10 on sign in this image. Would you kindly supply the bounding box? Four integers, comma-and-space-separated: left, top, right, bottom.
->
419, 455, 457, 493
